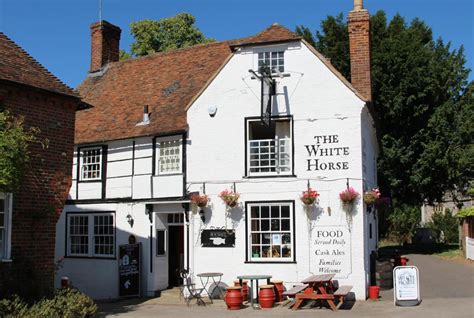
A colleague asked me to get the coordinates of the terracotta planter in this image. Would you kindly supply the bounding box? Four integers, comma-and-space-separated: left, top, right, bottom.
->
225, 286, 242, 310
234, 280, 249, 302
258, 285, 275, 309
271, 280, 286, 302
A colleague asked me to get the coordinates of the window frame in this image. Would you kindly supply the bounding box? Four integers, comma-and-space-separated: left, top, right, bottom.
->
65, 211, 116, 259
245, 200, 296, 264
244, 116, 295, 178
257, 50, 285, 74
0, 193, 12, 261
156, 229, 167, 257
154, 135, 183, 176
78, 145, 106, 182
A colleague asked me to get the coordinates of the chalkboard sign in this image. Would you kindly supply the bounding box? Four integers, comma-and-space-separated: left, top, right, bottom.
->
119, 243, 141, 297
201, 229, 235, 247
393, 266, 421, 306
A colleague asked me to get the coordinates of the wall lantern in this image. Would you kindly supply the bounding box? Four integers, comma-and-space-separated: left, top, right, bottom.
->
126, 214, 134, 228
207, 105, 217, 117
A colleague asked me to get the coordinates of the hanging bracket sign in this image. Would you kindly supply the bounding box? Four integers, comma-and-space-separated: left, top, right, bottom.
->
393, 266, 421, 306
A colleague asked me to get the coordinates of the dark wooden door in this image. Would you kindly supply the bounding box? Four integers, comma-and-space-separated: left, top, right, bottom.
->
168, 225, 184, 287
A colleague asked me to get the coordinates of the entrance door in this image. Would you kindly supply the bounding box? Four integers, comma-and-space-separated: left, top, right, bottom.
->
168, 225, 184, 287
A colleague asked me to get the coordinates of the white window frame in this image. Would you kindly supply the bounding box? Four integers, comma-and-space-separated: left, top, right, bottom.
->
0, 193, 13, 261
67, 212, 115, 258
247, 202, 294, 263
246, 118, 293, 177
257, 50, 285, 74
156, 136, 182, 175
79, 146, 103, 181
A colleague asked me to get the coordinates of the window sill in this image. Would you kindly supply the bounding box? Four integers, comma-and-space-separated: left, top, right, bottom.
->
153, 173, 183, 177
244, 174, 297, 179
65, 255, 116, 260
245, 260, 296, 264
77, 179, 102, 183
1, 259, 12, 263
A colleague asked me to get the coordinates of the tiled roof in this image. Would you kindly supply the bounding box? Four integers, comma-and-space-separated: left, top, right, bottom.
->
75, 24, 302, 144
0, 32, 77, 97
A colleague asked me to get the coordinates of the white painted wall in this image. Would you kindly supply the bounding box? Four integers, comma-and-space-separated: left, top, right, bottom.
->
186, 41, 378, 300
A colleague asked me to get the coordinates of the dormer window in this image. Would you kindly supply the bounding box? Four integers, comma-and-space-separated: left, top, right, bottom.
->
258, 51, 284, 73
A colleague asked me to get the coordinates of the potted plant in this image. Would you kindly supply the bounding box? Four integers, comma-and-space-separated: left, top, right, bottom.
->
301, 188, 320, 206
339, 187, 360, 213
363, 188, 380, 207
219, 189, 240, 208
191, 193, 210, 208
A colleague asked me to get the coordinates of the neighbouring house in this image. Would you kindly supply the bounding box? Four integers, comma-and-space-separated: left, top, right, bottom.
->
421, 193, 473, 224
0, 33, 86, 299
56, 0, 378, 300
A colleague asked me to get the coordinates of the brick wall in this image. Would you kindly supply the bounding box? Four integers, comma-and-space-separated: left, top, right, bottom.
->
0, 82, 76, 300
348, 9, 372, 102
90, 21, 121, 72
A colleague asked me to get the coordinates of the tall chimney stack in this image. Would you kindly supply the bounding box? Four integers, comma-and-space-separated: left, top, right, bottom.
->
348, 0, 372, 101
90, 21, 121, 73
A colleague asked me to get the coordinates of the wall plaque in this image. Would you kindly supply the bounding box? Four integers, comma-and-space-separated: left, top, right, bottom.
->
201, 229, 235, 247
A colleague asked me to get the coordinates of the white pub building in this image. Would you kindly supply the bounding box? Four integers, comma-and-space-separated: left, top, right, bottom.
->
56, 1, 378, 300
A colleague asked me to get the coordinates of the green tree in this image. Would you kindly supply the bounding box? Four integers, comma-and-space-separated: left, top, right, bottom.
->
297, 11, 473, 206
0, 111, 40, 192
127, 13, 214, 57
426, 209, 459, 243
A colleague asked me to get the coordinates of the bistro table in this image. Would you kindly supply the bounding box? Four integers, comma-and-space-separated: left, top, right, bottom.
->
237, 274, 272, 309
292, 274, 337, 311
196, 272, 224, 303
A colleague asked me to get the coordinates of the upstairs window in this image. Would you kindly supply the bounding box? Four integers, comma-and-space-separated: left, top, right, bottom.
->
156, 137, 182, 175
246, 118, 292, 176
0, 193, 12, 260
258, 51, 284, 73
80, 147, 103, 181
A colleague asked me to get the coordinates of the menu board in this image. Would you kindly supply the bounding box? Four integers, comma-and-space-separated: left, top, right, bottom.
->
394, 266, 421, 306
119, 243, 141, 297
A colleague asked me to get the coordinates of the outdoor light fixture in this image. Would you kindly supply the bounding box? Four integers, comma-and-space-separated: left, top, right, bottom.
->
199, 209, 206, 222
207, 105, 217, 117
126, 214, 134, 228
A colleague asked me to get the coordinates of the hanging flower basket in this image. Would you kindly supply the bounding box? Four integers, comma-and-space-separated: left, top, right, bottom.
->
339, 187, 360, 213
191, 194, 210, 208
300, 188, 320, 206
219, 189, 240, 208
363, 188, 380, 206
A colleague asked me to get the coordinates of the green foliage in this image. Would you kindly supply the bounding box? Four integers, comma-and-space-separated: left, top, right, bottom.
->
128, 13, 215, 57
0, 289, 97, 318
119, 49, 131, 61
296, 11, 473, 206
427, 209, 459, 243
457, 206, 474, 218
387, 204, 421, 244
0, 111, 41, 192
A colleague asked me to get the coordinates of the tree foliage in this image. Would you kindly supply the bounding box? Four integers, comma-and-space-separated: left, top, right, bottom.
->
297, 11, 473, 206
0, 111, 40, 192
426, 209, 459, 243
128, 13, 214, 57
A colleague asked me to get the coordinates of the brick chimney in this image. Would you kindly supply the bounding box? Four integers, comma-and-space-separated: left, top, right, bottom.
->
348, 0, 372, 101
90, 20, 121, 73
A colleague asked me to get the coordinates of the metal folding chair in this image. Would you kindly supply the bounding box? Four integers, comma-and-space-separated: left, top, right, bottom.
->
178, 269, 206, 306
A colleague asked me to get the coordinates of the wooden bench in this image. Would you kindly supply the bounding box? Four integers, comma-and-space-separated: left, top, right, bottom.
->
282, 284, 309, 297
333, 285, 352, 308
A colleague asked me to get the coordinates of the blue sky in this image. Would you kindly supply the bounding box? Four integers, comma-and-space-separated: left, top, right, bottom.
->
1, 0, 472, 88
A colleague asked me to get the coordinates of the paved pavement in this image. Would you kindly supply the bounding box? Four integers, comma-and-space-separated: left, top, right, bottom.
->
98, 254, 474, 318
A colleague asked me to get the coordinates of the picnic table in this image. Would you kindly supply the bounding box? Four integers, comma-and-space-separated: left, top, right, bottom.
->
287, 274, 352, 311
237, 274, 272, 309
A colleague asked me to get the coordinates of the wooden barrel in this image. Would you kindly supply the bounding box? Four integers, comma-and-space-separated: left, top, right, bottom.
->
258, 285, 275, 309
234, 280, 249, 302
225, 286, 242, 310
271, 280, 286, 302
376, 259, 393, 290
